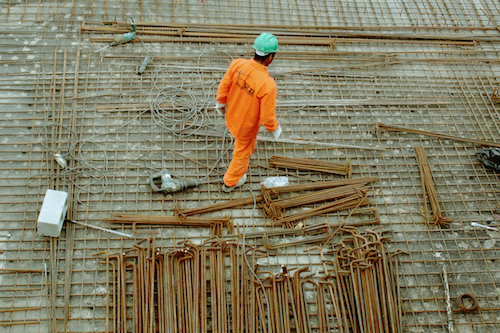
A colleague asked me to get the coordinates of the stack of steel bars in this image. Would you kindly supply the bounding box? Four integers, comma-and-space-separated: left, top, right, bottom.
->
330, 227, 404, 333
95, 228, 402, 332
261, 184, 372, 227
80, 21, 482, 47
174, 177, 379, 218
269, 156, 352, 177
96, 238, 253, 333
252, 227, 403, 332
106, 213, 233, 236
414, 146, 453, 228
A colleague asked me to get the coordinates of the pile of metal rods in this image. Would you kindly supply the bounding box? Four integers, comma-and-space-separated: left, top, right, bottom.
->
261, 185, 371, 227
106, 213, 234, 235
269, 156, 352, 177
262, 224, 333, 250
251, 227, 402, 332
330, 227, 404, 333
96, 238, 253, 333
242, 208, 380, 240
94, 227, 402, 332
275, 194, 372, 227
175, 177, 379, 217
253, 266, 315, 332
414, 146, 453, 228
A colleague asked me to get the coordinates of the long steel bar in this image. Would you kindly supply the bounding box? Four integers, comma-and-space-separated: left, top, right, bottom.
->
97, 20, 500, 32
83, 22, 485, 44
375, 123, 500, 148
182, 130, 386, 151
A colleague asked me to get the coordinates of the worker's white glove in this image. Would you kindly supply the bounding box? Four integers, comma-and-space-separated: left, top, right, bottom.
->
215, 101, 227, 116
272, 125, 282, 141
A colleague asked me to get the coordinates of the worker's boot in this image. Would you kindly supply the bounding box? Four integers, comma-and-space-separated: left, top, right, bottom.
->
222, 174, 247, 193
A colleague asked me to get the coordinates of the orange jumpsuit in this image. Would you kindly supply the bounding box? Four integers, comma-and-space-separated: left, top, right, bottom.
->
217, 58, 279, 187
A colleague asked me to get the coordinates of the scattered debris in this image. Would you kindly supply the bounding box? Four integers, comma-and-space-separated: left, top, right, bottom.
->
475, 148, 500, 170
471, 222, 498, 231
442, 265, 454, 333
69, 220, 134, 238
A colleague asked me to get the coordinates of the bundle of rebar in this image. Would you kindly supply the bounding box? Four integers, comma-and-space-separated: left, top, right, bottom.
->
261, 184, 371, 227
262, 223, 332, 250
96, 238, 253, 333
414, 146, 453, 228
329, 227, 404, 333
253, 266, 315, 332
81, 21, 481, 46
96, 229, 402, 332
244, 208, 380, 249
262, 185, 366, 218
276, 194, 372, 227
242, 208, 380, 240
269, 156, 352, 177
106, 213, 234, 235
175, 177, 378, 217
252, 228, 403, 332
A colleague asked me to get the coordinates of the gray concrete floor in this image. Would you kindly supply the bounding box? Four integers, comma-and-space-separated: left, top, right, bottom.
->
1, 0, 500, 332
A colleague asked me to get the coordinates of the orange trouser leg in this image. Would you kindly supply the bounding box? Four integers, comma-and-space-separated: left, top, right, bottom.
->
223, 136, 257, 187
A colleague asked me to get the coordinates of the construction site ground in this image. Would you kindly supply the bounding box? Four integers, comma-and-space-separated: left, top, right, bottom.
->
1, 0, 500, 332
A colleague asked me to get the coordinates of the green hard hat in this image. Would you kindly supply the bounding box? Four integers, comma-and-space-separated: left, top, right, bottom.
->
253, 33, 279, 54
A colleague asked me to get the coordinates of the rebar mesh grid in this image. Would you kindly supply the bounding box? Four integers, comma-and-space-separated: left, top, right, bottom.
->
1, 0, 500, 332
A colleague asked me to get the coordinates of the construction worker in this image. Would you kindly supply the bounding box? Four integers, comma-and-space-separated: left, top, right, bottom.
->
216, 33, 282, 192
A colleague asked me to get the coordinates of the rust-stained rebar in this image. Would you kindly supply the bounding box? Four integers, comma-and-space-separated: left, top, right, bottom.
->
94, 227, 402, 333
330, 228, 403, 332
106, 213, 234, 235
374, 122, 500, 148
175, 177, 378, 218
264, 177, 378, 193
262, 183, 373, 227
415, 146, 453, 228
96, 238, 258, 333
262, 185, 368, 220
269, 156, 352, 177
83, 21, 480, 46
276, 195, 372, 227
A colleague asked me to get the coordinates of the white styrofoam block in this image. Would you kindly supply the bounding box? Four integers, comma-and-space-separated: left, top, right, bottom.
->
37, 189, 68, 237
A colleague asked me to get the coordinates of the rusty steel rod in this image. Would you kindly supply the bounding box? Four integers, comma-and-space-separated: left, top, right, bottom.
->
415, 146, 453, 228
269, 156, 352, 177
375, 122, 500, 148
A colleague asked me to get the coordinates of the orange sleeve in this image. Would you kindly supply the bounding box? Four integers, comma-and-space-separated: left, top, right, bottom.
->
216, 60, 236, 104
259, 80, 279, 132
